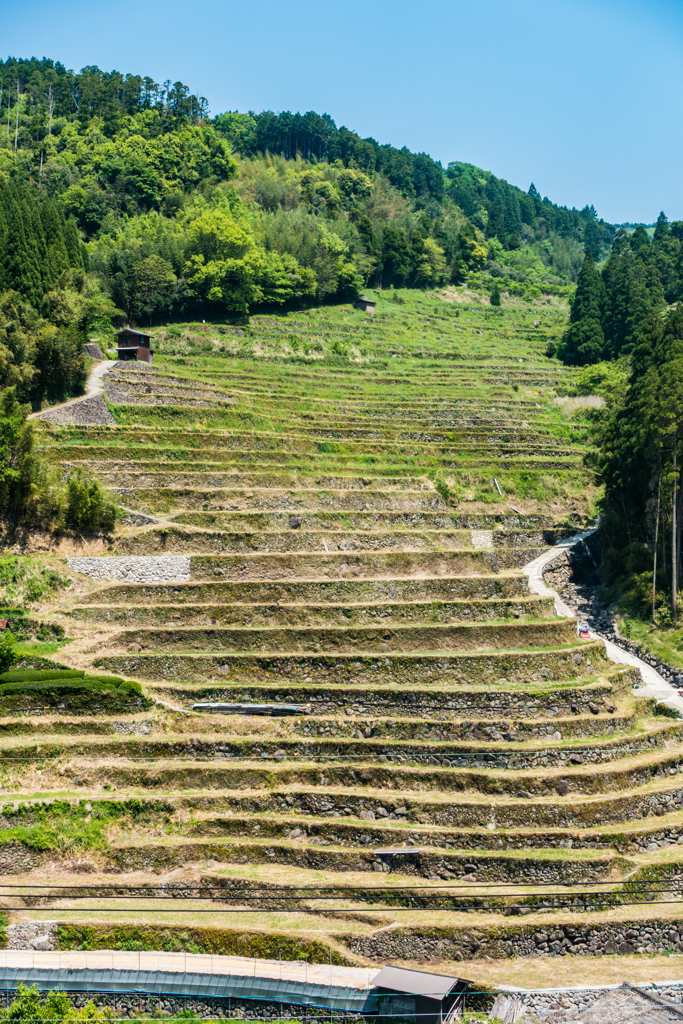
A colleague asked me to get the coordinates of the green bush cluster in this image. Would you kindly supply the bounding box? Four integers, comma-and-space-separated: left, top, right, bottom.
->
0, 665, 147, 711
64, 468, 118, 534
0, 668, 85, 682
56, 923, 352, 963
0, 392, 117, 533
0, 985, 111, 1022
0, 555, 69, 604
0, 670, 140, 691
0, 56, 611, 328
0, 797, 168, 853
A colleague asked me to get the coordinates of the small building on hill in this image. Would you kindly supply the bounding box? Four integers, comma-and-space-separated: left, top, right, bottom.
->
354, 295, 375, 313
116, 328, 154, 363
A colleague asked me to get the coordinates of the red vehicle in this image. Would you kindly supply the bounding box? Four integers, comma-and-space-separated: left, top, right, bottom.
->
578, 622, 591, 639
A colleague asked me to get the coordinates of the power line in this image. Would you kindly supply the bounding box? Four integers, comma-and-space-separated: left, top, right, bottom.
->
1, 879, 681, 891
2, 899, 683, 912
0, 878, 680, 891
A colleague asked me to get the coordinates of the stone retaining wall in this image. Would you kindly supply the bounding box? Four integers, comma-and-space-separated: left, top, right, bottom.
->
107, 840, 614, 883
516, 985, 683, 1018
0, 843, 43, 874
34, 395, 116, 427
3, 992, 355, 1021
345, 917, 683, 961
147, 679, 626, 719
68, 556, 191, 583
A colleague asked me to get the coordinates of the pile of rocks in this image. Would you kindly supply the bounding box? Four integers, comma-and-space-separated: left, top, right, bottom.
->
83, 342, 105, 360
6, 921, 57, 949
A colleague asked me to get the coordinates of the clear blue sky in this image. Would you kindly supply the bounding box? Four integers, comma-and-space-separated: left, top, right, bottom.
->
4, 0, 682, 223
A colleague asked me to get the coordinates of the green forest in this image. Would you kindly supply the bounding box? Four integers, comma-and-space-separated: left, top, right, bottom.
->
550, 216, 683, 629
0, 54, 613, 338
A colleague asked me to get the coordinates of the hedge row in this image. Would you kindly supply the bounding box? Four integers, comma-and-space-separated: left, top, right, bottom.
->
0, 678, 142, 696
0, 669, 85, 683
56, 923, 352, 963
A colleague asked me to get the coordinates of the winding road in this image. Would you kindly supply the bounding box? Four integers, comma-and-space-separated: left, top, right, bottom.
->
524, 531, 683, 715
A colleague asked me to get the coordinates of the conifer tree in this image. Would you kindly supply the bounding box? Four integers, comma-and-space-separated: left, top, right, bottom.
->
40, 201, 69, 283
630, 224, 651, 253
2, 198, 43, 308
63, 217, 84, 270
654, 211, 670, 243
556, 249, 606, 365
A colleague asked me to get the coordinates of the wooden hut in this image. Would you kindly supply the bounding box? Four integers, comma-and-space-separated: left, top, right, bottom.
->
116, 328, 154, 363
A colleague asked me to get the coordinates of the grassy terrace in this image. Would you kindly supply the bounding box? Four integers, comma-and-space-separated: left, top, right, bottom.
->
8, 289, 681, 981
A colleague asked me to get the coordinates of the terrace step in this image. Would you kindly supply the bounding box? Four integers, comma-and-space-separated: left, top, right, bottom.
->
53, 441, 582, 464
69, 574, 537, 605
101, 619, 578, 655
181, 810, 683, 856
104, 836, 624, 883
9, 722, 664, 768
166, 511, 567, 530
41, 747, 683, 797
102, 546, 550, 576
99, 645, 610, 688
66, 595, 557, 628
118, 487, 451, 513
107, 526, 572, 556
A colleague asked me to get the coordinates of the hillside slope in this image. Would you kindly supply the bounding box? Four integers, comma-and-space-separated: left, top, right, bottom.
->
0, 293, 676, 986
0, 56, 613, 328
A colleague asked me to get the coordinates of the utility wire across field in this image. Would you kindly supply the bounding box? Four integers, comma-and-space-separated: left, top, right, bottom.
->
0, 749, 676, 760
1, 880, 682, 891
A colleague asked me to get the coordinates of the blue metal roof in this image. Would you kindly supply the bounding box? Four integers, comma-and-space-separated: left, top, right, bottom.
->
0, 967, 378, 1012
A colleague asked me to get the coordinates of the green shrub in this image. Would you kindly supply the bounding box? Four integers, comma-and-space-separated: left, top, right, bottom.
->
0, 668, 85, 683
0, 631, 16, 674
35, 622, 66, 642
0, 680, 113, 696
0, 555, 69, 606
0, 677, 139, 696
65, 468, 117, 534
2, 985, 110, 1022
115, 679, 143, 696
56, 923, 352, 963
0, 677, 151, 712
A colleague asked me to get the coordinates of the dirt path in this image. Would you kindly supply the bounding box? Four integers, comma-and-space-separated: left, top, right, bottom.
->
27, 359, 114, 422
524, 533, 683, 715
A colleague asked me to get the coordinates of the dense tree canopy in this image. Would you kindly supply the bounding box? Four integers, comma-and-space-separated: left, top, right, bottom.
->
0, 55, 617, 323
555, 215, 683, 367
597, 305, 683, 619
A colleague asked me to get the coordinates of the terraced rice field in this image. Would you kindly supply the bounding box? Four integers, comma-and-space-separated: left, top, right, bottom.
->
10, 292, 683, 980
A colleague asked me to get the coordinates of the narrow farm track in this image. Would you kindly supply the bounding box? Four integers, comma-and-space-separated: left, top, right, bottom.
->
12, 297, 683, 974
